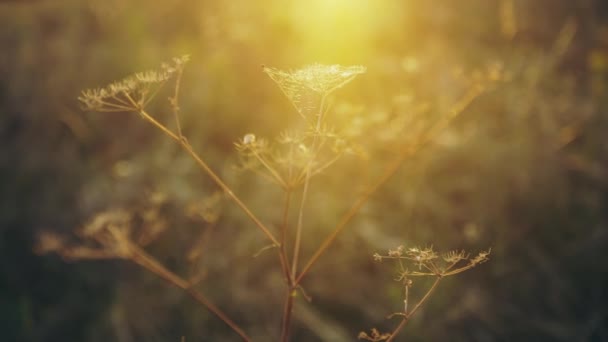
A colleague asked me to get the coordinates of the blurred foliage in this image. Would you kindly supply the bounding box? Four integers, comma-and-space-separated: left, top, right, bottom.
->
2, 0, 608, 341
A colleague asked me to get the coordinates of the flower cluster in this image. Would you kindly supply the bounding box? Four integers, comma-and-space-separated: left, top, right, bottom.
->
263, 64, 366, 118
361, 246, 490, 340
373, 245, 491, 277
234, 128, 360, 190
36, 194, 168, 260
358, 328, 391, 341
78, 55, 190, 112
263, 63, 366, 95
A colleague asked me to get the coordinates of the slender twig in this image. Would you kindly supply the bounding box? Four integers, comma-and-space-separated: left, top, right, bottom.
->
291, 94, 326, 279
282, 94, 327, 341
295, 85, 484, 286
125, 87, 291, 340
279, 190, 294, 281
276, 190, 294, 290
280, 287, 296, 342
249, 166, 280, 185
279, 147, 298, 342
143, 80, 169, 108
135, 108, 280, 246
309, 153, 342, 178
125, 92, 279, 245
292, 129, 332, 185
251, 148, 288, 189
279, 189, 295, 342
294, 151, 404, 286
386, 276, 442, 342
128, 244, 252, 342
137, 108, 181, 140
170, 66, 184, 138
135, 103, 294, 341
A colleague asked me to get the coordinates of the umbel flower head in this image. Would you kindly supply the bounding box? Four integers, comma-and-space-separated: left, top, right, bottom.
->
79, 55, 190, 112
263, 63, 366, 118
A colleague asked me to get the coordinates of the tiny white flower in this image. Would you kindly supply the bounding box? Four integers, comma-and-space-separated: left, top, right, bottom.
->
243, 133, 256, 145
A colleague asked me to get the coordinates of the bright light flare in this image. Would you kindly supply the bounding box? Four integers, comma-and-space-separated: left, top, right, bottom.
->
288, 0, 404, 63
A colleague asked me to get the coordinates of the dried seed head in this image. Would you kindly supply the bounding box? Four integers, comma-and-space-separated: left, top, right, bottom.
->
263, 63, 365, 117
78, 55, 189, 112
243, 133, 256, 145
373, 253, 383, 262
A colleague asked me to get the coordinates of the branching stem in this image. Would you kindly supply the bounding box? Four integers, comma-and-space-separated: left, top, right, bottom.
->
291, 94, 326, 280
295, 85, 484, 286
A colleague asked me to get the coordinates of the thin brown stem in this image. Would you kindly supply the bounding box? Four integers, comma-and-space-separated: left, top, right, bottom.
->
276, 191, 294, 290
386, 276, 442, 342
279, 189, 295, 342
294, 85, 484, 286
139, 103, 292, 339
294, 151, 405, 286
282, 94, 327, 341
137, 108, 181, 140
252, 149, 288, 189
279, 190, 294, 282
128, 244, 252, 342
137, 108, 280, 246
170, 67, 184, 138
280, 287, 296, 342
180, 141, 280, 246
291, 94, 326, 280
291, 172, 311, 278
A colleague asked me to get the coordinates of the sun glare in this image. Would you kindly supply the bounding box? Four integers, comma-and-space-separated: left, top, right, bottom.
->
288, 0, 403, 63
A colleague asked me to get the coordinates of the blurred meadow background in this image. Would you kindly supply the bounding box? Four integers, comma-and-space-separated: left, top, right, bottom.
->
2, 0, 608, 341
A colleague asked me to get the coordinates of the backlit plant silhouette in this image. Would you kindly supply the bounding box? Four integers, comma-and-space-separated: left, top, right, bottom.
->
359, 246, 490, 341
37, 55, 494, 341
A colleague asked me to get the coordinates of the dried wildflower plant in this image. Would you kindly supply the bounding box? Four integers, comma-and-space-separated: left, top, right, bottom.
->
36, 191, 171, 260
358, 328, 391, 342
36, 197, 251, 341
234, 128, 359, 190
79, 55, 190, 113
263, 64, 366, 121
362, 246, 491, 341
39, 55, 492, 341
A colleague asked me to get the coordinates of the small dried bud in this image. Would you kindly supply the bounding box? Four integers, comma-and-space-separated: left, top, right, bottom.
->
243, 133, 256, 145
35, 231, 65, 254
358, 332, 369, 340
470, 249, 491, 265
373, 253, 383, 262
388, 246, 403, 257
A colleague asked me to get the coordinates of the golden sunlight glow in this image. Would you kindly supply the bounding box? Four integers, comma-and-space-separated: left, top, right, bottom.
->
288, 0, 404, 63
